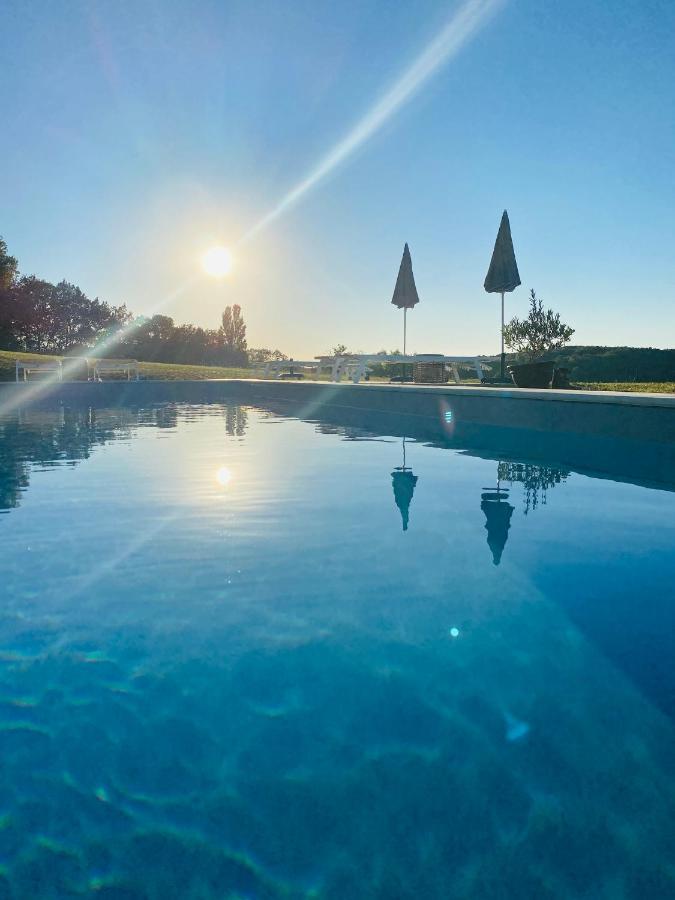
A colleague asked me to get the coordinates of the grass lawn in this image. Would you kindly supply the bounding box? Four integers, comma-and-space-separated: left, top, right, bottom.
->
0, 350, 251, 382
576, 381, 675, 394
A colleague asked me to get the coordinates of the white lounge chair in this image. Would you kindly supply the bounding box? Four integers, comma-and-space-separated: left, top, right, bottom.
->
261, 359, 321, 379
319, 353, 484, 384
92, 359, 139, 381
15, 359, 63, 382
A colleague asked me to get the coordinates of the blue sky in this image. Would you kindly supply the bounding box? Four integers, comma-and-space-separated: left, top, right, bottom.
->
2, 0, 675, 357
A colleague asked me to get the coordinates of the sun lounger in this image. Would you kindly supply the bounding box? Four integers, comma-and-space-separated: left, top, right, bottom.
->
92, 359, 139, 381
319, 354, 484, 384
261, 359, 321, 379
15, 359, 63, 382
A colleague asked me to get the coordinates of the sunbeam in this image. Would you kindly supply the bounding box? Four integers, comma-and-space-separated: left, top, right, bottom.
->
238, 0, 504, 245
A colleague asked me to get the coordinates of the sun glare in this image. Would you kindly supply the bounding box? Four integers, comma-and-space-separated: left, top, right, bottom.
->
216, 466, 233, 486
201, 246, 233, 278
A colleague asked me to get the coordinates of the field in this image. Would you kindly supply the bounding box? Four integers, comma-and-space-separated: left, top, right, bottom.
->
0, 350, 250, 382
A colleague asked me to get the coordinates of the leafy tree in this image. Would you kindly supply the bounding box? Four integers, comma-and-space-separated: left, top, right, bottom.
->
49, 281, 130, 351
9, 276, 56, 352
2, 276, 129, 353
0, 237, 18, 290
221, 304, 247, 351
502, 289, 575, 362
248, 348, 288, 363
332, 343, 348, 356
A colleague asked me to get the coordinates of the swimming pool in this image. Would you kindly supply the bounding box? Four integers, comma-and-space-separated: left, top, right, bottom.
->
1, 398, 675, 898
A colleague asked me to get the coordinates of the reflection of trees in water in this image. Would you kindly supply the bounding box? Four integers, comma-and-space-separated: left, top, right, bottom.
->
0, 403, 250, 513
0, 457, 28, 512
497, 461, 570, 514
225, 405, 248, 437
0, 408, 133, 513
315, 423, 379, 442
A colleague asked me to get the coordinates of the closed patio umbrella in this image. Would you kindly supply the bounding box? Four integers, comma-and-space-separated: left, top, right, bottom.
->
391, 243, 420, 357
484, 210, 521, 380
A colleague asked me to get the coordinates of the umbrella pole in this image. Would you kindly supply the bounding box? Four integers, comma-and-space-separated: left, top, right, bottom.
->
500, 291, 505, 381
403, 308, 407, 381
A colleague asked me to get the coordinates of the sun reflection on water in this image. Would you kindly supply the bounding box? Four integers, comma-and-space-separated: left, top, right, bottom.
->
216, 466, 233, 486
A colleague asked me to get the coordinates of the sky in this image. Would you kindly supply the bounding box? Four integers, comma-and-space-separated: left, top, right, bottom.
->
2, 0, 675, 357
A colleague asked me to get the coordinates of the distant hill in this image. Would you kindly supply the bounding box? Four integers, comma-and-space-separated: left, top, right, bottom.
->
479, 346, 675, 382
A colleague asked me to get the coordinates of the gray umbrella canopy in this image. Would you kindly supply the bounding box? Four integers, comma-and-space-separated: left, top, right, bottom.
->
484, 210, 521, 294
391, 243, 419, 357
391, 243, 420, 309
484, 210, 521, 380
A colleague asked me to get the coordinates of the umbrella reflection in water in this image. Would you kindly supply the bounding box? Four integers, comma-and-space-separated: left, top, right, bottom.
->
481, 474, 515, 566
391, 437, 418, 532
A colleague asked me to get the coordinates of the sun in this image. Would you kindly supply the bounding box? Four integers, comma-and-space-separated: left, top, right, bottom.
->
201, 246, 233, 278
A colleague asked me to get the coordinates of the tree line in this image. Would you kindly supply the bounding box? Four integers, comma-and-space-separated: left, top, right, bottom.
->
0, 236, 287, 366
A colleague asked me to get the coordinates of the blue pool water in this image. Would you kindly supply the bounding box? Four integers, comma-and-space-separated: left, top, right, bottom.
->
1, 399, 675, 898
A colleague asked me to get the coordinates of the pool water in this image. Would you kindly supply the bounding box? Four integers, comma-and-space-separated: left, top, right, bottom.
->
1, 400, 675, 899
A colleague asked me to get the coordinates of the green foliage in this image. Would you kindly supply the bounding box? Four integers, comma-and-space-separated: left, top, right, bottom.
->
480, 346, 675, 383
248, 348, 288, 363
221, 304, 247, 353
0, 237, 18, 290
331, 343, 348, 356
502, 289, 575, 361
2, 275, 130, 353
113, 314, 247, 367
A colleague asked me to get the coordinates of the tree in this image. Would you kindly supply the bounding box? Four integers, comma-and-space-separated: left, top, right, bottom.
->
9, 276, 55, 352
0, 237, 18, 290
332, 343, 348, 356
248, 348, 288, 363
221, 304, 247, 351
49, 281, 130, 351
1, 276, 130, 353
502, 289, 575, 362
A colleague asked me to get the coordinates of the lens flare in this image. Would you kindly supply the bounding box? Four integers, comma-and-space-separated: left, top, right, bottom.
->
239, 0, 503, 244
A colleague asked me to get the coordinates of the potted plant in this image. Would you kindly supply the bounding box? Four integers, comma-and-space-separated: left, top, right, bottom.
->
502, 290, 574, 388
